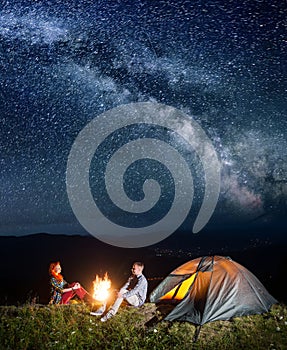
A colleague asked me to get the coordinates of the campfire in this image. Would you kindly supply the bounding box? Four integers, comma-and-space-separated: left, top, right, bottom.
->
92, 272, 111, 302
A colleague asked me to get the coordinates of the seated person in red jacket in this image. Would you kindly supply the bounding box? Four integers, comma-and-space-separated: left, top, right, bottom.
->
49, 261, 87, 304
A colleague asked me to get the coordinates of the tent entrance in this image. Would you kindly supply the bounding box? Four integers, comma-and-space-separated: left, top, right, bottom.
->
160, 273, 196, 301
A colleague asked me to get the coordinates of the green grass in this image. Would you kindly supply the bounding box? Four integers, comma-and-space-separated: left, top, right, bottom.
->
0, 302, 286, 350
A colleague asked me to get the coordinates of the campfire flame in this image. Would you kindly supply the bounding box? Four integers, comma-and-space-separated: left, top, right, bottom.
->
93, 272, 111, 302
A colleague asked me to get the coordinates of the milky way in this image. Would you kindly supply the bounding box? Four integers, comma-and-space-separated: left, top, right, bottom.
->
0, 0, 286, 238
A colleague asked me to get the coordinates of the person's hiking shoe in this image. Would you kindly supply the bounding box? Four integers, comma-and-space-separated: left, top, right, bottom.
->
100, 310, 114, 322
90, 304, 106, 316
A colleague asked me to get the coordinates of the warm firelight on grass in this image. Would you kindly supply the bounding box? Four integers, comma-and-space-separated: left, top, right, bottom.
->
93, 272, 111, 302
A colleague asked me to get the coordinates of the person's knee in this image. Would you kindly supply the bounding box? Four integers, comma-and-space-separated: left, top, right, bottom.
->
126, 295, 140, 307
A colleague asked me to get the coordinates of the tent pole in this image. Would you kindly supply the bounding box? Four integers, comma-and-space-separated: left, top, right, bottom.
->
193, 325, 202, 342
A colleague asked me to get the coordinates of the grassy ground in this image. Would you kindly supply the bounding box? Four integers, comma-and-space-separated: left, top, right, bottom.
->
0, 302, 286, 350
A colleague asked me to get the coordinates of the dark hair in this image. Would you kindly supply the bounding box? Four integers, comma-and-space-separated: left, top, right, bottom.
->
134, 262, 144, 269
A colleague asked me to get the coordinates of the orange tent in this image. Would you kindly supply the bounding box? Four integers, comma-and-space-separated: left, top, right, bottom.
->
150, 256, 277, 326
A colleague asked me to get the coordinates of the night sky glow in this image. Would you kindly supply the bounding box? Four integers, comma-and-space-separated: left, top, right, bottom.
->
0, 0, 286, 240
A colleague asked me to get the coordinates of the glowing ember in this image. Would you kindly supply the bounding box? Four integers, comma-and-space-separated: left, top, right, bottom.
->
93, 272, 111, 302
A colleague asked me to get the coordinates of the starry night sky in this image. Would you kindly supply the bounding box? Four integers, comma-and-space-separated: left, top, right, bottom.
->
0, 0, 286, 241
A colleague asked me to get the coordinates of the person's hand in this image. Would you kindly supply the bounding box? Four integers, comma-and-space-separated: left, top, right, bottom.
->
74, 282, 81, 289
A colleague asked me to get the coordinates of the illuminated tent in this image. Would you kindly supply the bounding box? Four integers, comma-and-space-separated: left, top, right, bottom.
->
150, 256, 277, 326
